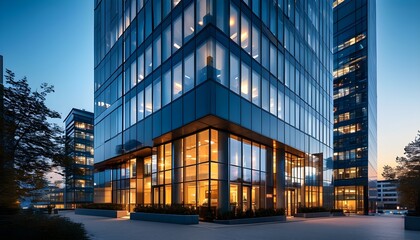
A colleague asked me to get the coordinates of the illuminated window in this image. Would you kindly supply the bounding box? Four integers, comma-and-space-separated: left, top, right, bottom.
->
241, 15, 250, 54
184, 3, 194, 43
173, 62, 182, 100
252, 24, 260, 62
230, 53, 240, 94
230, 4, 239, 44
241, 62, 251, 100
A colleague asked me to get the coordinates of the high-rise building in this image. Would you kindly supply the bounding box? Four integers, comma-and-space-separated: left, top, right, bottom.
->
333, 0, 377, 214
64, 108, 94, 208
93, 0, 334, 216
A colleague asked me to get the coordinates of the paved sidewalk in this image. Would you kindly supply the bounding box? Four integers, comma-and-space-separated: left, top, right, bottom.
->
61, 211, 420, 240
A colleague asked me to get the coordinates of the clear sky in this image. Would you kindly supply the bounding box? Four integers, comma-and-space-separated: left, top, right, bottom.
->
0, 0, 419, 178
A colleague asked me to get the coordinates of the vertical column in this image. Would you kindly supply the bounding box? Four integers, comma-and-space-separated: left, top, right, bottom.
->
276, 147, 285, 209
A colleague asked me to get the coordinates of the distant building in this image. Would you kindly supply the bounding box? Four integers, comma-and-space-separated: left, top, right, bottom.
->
333, 0, 378, 214
377, 180, 400, 210
64, 108, 94, 208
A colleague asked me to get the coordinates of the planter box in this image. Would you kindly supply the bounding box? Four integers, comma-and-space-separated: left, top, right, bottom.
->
331, 212, 346, 216
214, 215, 286, 225
130, 212, 199, 225
294, 212, 331, 218
405, 216, 420, 231
75, 208, 128, 218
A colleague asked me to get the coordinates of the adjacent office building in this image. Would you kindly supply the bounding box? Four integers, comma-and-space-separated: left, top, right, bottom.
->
93, 0, 334, 216
64, 108, 95, 208
377, 180, 399, 210
333, 0, 377, 214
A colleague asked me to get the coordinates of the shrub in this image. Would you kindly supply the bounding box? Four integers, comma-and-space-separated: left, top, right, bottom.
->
134, 204, 198, 215
297, 207, 328, 213
0, 212, 88, 239
79, 203, 126, 211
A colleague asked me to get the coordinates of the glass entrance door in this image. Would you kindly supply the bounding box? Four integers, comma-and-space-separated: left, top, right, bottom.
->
286, 189, 297, 216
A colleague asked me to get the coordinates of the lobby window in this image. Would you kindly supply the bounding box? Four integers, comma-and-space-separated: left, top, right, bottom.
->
184, 53, 195, 93
162, 69, 171, 106
145, 84, 152, 117
230, 53, 240, 94
230, 4, 239, 44
229, 136, 241, 166
173, 16, 182, 53
153, 36, 161, 70
162, 26, 171, 62
145, 45, 152, 77
173, 62, 182, 100
252, 143, 260, 170
252, 25, 260, 62
243, 140, 252, 169
153, 78, 161, 112
184, 3, 195, 43
252, 70, 260, 106
185, 135, 197, 166
241, 15, 250, 54
137, 90, 144, 121
137, 53, 144, 82
215, 42, 228, 87
241, 62, 251, 101
198, 130, 210, 163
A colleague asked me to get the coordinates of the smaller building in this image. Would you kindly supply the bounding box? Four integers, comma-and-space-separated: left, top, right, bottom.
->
64, 108, 94, 208
377, 180, 400, 210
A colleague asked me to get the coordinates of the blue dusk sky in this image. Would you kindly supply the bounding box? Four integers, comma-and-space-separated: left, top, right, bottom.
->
0, 0, 419, 178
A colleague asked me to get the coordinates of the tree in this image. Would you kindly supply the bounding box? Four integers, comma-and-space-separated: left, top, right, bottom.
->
382, 165, 396, 180
0, 69, 65, 212
390, 131, 420, 215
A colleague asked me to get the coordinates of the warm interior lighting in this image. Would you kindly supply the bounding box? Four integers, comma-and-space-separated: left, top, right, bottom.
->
333, 0, 345, 8
336, 33, 366, 52
230, 33, 237, 40
241, 81, 248, 94
198, 21, 203, 26
229, 18, 235, 26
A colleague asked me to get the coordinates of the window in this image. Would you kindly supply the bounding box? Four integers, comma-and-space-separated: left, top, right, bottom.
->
241, 62, 251, 101
241, 15, 250, 54
229, 136, 241, 166
137, 90, 144, 121
173, 62, 182, 100
173, 16, 182, 53
153, 36, 161, 70
270, 84, 277, 115
153, 0, 162, 28
252, 71, 260, 106
270, 43, 277, 77
184, 3, 194, 43
262, 35, 269, 70
162, 26, 171, 62
196, 41, 212, 85
162, 69, 171, 106
230, 54, 240, 94
243, 140, 251, 168
230, 4, 239, 44
185, 135, 196, 166
197, 0, 207, 32
278, 89, 284, 119
145, 45, 152, 76
184, 53, 195, 93
215, 42, 228, 87
137, 53, 144, 82
261, 77, 269, 111
131, 61, 137, 89
153, 78, 161, 112
130, 95, 136, 125
145, 84, 152, 117
252, 25, 260, 62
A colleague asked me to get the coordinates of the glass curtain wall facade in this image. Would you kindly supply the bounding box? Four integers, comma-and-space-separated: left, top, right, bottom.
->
333, 0, 377, 214
64, 109, 95, 208
94, 0, 334, 216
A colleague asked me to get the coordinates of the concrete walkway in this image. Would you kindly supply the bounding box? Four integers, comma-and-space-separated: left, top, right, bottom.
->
60, 211, 420, 240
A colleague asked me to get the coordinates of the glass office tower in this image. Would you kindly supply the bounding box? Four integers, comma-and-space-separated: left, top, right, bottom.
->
93, 0, 334, 216
64, 108, 95, 208
333, 0, 377, 214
